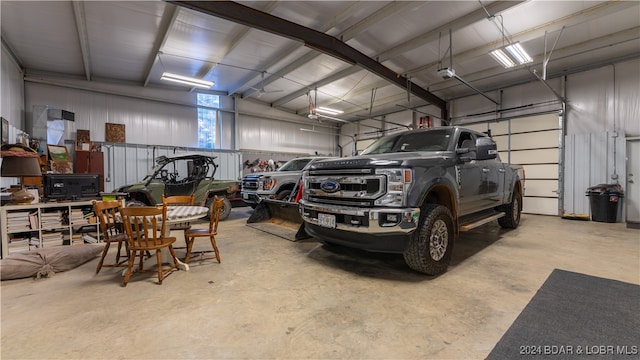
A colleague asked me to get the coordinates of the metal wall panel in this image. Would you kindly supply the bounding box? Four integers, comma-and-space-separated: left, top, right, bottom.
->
238, 115, 336, 156
1, 47, 24, 130
616, 60, 640, 137
564, 132, 626, 220
25, 82, 199, 147
566, 67, 613, 135
0, 48, 25, 189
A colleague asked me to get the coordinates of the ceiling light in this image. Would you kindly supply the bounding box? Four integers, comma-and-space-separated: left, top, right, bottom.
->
489, 42, 532, 68
316, 106, 344, 115
160, 72, 214, 89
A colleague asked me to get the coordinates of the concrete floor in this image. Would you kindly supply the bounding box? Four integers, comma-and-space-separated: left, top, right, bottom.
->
1, 208, 638, 359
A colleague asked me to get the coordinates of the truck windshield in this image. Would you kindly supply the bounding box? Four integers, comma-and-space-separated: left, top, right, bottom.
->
360, 129, 452, 154
278, 158, 313, 171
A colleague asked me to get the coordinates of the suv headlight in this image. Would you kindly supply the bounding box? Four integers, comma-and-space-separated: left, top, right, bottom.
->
374, 168, 412, 206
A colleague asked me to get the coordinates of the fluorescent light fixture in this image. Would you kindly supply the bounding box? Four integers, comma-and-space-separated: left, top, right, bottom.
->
161, 72, 214, 89
489, 49, 516, 68
316, 106, 344, 115
489, 42, 532, 68
300, 128, 325, 134
505, 42, 533, 64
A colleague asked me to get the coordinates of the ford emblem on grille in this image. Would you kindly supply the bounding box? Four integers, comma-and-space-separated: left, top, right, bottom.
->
320, 180, 340, 193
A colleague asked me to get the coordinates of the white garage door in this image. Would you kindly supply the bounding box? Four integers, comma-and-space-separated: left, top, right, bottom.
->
464, 113, 560, 216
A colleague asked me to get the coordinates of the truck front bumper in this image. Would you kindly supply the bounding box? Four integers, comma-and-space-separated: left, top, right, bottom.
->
241, 192, 262, 205
299, 200, 420, 253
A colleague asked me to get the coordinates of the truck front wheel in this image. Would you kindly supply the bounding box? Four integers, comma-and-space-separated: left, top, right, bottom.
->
276, 189, 292, 201
403, 204, 455, 275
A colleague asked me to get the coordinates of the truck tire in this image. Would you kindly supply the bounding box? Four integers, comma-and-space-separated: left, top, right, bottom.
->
276, 189, 292, 201
403, 204, 455, 275
206, 196, 232, 221
498, 189, 522, 229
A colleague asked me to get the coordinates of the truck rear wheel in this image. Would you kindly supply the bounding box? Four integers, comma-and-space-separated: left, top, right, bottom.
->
403, 204, 455, 275
498, 189, 522, 229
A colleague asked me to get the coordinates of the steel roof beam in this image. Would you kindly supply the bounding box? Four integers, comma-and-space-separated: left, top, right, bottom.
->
170, 0, 447, 117
228, 1, 376, 97
71, 1, 92, 81
282, 1, 524, 111
142, 3, 179, 87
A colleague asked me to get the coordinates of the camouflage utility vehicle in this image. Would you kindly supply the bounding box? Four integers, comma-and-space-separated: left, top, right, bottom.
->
115, 154, 239, 220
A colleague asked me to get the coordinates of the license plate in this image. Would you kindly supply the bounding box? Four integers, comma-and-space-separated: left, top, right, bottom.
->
318, 213, 336, 228
243, 193, 249, 200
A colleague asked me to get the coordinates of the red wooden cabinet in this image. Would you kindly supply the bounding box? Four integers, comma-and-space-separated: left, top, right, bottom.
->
75, 151, 104, 191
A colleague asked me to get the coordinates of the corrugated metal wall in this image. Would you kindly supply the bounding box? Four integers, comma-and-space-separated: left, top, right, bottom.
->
0, 48, 26, 189
237, 100, 337, 156
237, 114, 335, 156
564, 132, 626, 220
25, 83, 200, 148
1, 47, 24, 130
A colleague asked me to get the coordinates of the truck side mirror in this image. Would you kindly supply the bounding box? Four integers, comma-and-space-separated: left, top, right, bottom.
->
456, 139, 476, 162
476, 137, 498, 160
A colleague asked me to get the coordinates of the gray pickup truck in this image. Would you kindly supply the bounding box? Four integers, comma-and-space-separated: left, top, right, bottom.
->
241, 156, 331, 208
299, 126, 525, 275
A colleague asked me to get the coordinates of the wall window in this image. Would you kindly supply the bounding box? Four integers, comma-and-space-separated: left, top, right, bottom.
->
197, 93, 220, 149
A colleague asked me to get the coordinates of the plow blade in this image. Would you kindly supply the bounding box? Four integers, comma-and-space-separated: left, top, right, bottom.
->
246, 199, 310, 241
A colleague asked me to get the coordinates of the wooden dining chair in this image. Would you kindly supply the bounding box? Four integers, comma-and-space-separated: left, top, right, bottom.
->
119, 206, 179, 286
162, 195, 195, 242
184, 195, 224, 265
92, 200, 129, 274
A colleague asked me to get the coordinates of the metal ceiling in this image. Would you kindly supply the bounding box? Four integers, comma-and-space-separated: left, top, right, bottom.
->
2, 1, 639, 122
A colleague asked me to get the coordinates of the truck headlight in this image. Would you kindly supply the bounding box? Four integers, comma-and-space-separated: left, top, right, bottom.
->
262, 178, 277, 191
374, 168, 412, 206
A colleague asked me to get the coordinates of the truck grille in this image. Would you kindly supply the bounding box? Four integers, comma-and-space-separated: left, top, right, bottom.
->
305, 169, 385, 207
242, 180, 258, 191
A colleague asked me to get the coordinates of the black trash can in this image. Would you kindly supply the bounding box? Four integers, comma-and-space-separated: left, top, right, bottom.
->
586, 184, 623, 223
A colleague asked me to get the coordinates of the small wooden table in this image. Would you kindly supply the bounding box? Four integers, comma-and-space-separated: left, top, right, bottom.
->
120, 205, 209, 273
163, 205, 209, 225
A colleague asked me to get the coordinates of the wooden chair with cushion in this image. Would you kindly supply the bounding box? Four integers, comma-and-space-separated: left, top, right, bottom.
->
119, 206, 179, 286
184, 195, 224, 265
92, 200, 129, 274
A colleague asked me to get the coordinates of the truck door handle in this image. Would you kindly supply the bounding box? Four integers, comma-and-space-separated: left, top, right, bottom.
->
482, 168, 490, 173
498, 168, 506, 173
